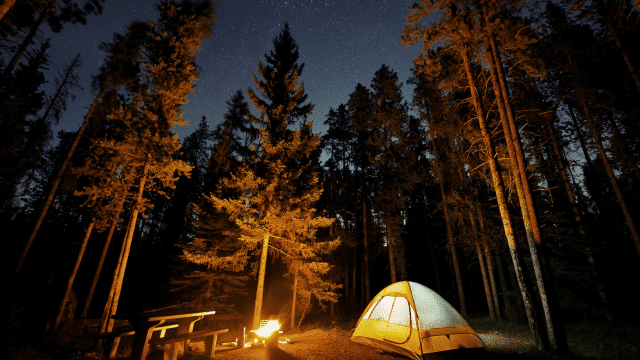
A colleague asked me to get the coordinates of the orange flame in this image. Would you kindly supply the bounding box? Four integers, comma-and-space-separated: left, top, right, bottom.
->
255, 320, 280, 338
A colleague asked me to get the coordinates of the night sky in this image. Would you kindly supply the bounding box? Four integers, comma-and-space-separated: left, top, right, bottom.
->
46, 0, 425, 141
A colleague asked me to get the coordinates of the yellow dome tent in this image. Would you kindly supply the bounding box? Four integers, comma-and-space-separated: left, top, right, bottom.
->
350, 281, 483, 359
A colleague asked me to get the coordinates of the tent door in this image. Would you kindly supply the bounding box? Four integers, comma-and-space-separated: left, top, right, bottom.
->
383, 322, 411, 343
383, 296, 411, 344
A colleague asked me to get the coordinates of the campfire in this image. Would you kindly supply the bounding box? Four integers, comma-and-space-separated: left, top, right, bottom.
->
249, 320, 283, 348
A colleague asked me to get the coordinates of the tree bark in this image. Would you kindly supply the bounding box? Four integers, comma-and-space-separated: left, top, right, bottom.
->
97, 210, 130, 351
253, 233, 270, 330
460, 45, 544, 350
486, 36, 555, 350
53, 219, 94, 330
106, 154, 151, 332
471, 213, 495, 319
291, 264, 298, 330
297, 293, 311, 328
81, 196, 126, 318
16, 92, 102, 273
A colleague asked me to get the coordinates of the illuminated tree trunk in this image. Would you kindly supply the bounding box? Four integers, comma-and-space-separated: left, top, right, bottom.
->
449, 223, 466, 318
0, 0, 17, 23
460, 45, 544, 350
106, 154, 151, 332
297, 293, 311, 328
471, 213, 495, 319
484, 239, 501, 318
16, 92, 102, 273
253, 233, 270, 330
81, 196, 126, 318
97, 212, 130, 352
53, 219, 94, 330
486, 37, 554, 349
290, 264, 298, 330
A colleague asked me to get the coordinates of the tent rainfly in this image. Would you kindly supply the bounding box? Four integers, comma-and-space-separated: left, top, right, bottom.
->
350, 281, 483, 359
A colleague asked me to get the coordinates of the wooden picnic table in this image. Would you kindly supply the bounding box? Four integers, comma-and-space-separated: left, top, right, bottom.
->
111, 308, 216, 360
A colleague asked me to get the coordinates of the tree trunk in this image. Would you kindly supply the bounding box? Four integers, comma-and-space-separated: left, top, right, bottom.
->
486, 36, 555, 350
253, 233, 270, 330
566, 104, 594, 169
577, 90, 640, 255
471, 213, 495, 319
352, 241, 356, 307
386, 219, 397, 283
427, 223, 441, 294
604, 112, 640, 182
602, 16, 640, 95
329, 268, 335, 318
0, 0, 17, 23
53, 219, 94, 330
477, 209, 500, 318
449, 224, 466, 318
291, 264, 298, 330
106, 154, 151, 331
362, 194, 370, 304
297, 293, 311, 328
2, 0, 52, 79
429, 121, 465, 317
543, 112, 614, 322
81, 196, 126, 318
97, 210, 131, 351
344, 246, 349, 307
460, 45, 544, 350
16, 92, 103, 273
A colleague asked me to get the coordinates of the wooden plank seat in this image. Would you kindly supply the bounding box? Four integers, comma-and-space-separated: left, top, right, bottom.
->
95, 323, 178, 360
148, 328, 228, 360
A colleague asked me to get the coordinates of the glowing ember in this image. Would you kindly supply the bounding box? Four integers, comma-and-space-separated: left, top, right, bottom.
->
255, 320, 280, 338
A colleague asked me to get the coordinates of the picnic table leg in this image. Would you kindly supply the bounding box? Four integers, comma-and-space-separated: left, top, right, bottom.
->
204, 334, 218, 359
130, 320, 165, 360
107, 335, 121, 360
175, 316, 202, 356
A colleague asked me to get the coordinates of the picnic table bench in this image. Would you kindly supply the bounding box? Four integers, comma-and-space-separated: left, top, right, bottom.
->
149, 328, 228, 360
108, 309, 231, 360
95, 323, 178, 360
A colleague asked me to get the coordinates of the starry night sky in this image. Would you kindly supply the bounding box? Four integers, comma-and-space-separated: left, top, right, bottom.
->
46, 0, 424, 141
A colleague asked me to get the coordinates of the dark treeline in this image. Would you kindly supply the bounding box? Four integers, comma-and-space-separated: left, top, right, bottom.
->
1, 0, 640, 356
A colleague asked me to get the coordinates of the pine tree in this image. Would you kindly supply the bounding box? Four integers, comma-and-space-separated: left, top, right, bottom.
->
368, 64, 419, 284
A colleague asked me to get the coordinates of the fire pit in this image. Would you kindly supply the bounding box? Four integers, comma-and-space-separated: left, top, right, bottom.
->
250, 320, 282, 348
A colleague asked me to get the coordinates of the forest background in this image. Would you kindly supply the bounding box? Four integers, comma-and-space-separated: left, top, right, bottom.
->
2, 0, 640, 357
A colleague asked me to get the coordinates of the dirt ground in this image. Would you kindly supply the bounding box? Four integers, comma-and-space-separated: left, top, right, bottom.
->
146, 328, 580, 360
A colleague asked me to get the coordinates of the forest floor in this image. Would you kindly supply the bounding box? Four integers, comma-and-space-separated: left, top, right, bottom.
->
4, 317, 639, 359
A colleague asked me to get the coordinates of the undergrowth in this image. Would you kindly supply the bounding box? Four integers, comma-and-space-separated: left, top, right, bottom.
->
470, 316, 640, 360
